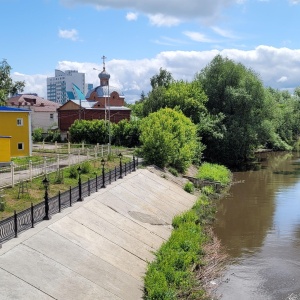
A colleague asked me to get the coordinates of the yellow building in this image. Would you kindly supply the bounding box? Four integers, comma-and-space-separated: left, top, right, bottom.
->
0, 107, 32, 161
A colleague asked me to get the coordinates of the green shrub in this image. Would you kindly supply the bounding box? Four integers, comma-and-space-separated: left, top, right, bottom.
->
32, 128, 44, 142
184, 181, 194, 194
69, 165, 78, 179
81, 161, 92, 174
168, 167, 178, 177
197, 162, 231, 185
201, 185, 215, 196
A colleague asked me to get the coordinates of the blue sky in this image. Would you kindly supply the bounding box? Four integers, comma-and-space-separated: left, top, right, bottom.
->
1, 0, 300, 102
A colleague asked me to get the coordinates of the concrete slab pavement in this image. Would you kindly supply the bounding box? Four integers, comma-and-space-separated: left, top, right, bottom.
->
0, 169, 197, 299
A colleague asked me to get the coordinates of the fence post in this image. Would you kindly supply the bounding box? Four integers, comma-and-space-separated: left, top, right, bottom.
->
11, 161, 15, 187
101, 144, 104, 157
31, 203, 34, 228
68, 153, 71, 167
88, 178, 91, 196
133, 155, 136, 171
14, 210, 18, 238
68, 142, 71, 154
77, 150, 80, 163
124, 162, 127, 176
69, 186, 72, 207
82, 141, 84, 151
29, 160, 33, 181
58, 191, 61, 213
55, 141, 57, 152
94, 146, 97, 159
86, 148, 89, 160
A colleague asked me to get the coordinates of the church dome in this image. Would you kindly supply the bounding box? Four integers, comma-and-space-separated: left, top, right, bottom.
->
98, 68, 110, 80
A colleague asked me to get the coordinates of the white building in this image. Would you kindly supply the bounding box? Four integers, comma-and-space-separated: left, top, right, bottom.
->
47, 70, 87, 104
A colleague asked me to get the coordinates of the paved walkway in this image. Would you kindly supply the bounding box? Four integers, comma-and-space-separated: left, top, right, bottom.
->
0, 168, 197, 300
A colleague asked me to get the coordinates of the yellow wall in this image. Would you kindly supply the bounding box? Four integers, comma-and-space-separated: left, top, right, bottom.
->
0, 111, 31, 157
0, 137, 11, 162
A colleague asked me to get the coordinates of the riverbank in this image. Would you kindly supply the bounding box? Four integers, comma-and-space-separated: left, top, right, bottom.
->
143, 163, 231, 300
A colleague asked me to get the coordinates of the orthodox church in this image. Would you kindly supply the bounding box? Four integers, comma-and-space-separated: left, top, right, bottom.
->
57, 57, 131, 136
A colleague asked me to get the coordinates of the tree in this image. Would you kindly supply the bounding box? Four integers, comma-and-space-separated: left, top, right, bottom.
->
196, 55, 270, 167
140, 108, 201, 172
150, 67, 173, 89
0, 59, 25, 105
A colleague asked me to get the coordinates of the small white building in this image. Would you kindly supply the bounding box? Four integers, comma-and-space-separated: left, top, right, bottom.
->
6, 94, 60, 132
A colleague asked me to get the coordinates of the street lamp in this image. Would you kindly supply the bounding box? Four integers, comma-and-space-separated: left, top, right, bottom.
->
101, 158, 106, 188
77, 166, 83, 201
118, 153, 123, 179
42, 176, 51, 220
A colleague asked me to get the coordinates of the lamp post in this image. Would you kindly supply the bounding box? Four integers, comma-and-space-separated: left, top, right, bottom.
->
118, 153, 123, 178
101, 158, 106, 188
77, 166, 83, 201
42, 176, 51, 220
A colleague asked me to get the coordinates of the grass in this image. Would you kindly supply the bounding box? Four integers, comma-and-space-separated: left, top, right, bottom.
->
143, 163, 231, 300
196, 162, 231, 186
0, 154, 131, 220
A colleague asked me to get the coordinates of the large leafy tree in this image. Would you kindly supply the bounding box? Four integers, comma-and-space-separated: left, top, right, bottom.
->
0, 59, 25, 105
140, 108, 201, 172
196, 55, 270, 167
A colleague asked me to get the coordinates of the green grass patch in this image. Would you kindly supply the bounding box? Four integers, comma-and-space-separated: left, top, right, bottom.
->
196, 162, 231, 186
144, 195, 217, 300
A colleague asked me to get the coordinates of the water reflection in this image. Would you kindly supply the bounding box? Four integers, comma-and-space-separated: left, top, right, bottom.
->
214, 152, 300, 299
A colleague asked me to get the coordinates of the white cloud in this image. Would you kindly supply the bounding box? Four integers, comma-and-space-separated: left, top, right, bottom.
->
277, 76, 288, 82
13, 46, 300, 103
183, 31, 215, 43
148, 13, 181, 27
58, 29, 79, 41
126, 12, 138, 21
211, 26, 238, 39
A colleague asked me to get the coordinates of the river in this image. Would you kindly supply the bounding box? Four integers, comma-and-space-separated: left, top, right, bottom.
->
214, 152, 300, 300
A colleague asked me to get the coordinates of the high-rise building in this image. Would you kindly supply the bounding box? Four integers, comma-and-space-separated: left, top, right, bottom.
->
47, 70, 86, 104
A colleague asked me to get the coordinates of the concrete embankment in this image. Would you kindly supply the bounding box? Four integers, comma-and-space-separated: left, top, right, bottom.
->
0, 169, 197, 300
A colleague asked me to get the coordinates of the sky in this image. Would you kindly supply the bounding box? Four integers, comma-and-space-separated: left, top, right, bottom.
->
1, 0, 300, 103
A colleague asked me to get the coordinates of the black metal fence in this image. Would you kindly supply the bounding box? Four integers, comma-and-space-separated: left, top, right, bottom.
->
0, 157, 138, 245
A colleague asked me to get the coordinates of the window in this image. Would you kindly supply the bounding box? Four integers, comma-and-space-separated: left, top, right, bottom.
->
50, 113, 54, 119
17, 118, 23, 126
17, 143, 24, 150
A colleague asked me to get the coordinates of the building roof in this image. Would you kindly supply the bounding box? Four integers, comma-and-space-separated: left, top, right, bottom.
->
0, 106, 30, 112
7, 95, 60, 112
86, 85, 125, 99
70, 100, 98, 108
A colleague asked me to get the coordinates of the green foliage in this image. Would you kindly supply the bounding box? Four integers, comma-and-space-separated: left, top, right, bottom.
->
168, 167, 178, 177
140, 108, 201, 172
69, 119, 110, 144
81, 161, 92, 174
144, 193, 224, 300
0, 59, 25, 105
113, 119, 141, 147
196, 55, 270, 167
69, 165, 78, 179
32, 128, 44, 142
183, 182, 194, 194
197, 162, 231, 186
201, 185, 215, 196
44, 130, 61, 143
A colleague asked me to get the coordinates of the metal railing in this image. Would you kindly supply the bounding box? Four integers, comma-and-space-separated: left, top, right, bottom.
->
0, 157, 138, 245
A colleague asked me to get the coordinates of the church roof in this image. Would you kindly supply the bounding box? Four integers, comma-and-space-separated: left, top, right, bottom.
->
85, 86, 125, 99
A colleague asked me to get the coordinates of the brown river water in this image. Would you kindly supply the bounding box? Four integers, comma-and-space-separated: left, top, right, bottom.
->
214, 152, 300, 300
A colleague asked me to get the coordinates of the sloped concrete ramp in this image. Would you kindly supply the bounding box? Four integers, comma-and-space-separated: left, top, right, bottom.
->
0, 169, 197, 300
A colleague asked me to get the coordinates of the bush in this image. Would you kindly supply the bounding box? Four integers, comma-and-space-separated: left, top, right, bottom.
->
168, 167, 178, 177
81, 161, 92, 174
184, 182, 194, 194
197, 162, 231, 186
140, 108, 200, 172
69, 165, 78, 179
32, 128, 44, 142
